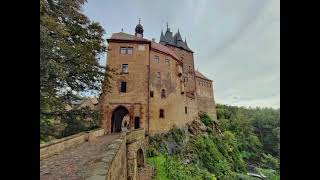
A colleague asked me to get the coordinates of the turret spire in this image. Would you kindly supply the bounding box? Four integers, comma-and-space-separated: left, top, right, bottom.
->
135, 18, 144, 38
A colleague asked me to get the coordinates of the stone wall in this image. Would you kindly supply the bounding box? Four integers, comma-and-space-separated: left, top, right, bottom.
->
40, 128, 106, 160
101, 41, 149, 133
126, 129, 147, 180
149, 50, 194, 133
85, 132, 127, 180
196, 77, 217, 120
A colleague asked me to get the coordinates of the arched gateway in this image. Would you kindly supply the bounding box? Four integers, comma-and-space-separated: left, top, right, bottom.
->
111, 106, 129, 133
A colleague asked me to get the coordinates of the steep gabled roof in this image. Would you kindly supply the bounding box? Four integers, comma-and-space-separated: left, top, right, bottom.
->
195, 70, 213, 81
107, 32, 182, 64
151, 42, 181, 63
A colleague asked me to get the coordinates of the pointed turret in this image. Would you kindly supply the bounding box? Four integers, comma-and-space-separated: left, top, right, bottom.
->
174, 29, 184, 47
162, 22, 174, 45
160, 30, 165, 43
158, 24, 193, 52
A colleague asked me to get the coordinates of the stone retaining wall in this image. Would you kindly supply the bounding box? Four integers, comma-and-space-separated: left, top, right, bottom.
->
85, 132, 127, 180
40, 128, 106, 160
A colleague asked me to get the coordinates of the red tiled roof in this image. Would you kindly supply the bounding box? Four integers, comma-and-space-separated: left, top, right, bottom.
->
151, 42, 181, 62
108, 32, 181, 63
108, 32, 150, 42
195, 70, 212, 81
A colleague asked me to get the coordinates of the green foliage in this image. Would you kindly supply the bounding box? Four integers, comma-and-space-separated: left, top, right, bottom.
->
147, 147, 159, 157
193, 135, 246, 178
207, 127, 213, 134
61, 107, 100, 137
260, 153, 280, 171
148, 155, 214, 180
40, 0, 113, 142
200, 112, 213, 127
256, 168, 280, 180
166, 125, 186, 145
40, 107, 100, 142
148, 156, 169, 180
216, 104, 280, 166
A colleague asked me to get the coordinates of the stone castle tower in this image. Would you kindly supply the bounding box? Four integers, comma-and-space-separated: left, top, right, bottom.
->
100, 21, 216, 134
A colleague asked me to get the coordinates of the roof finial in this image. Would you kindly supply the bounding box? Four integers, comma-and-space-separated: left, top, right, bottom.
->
166, 22, 169, 29
139, 18, 141, 24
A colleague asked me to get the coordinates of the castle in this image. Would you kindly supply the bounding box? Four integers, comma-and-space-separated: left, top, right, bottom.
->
100, 21, 217, 134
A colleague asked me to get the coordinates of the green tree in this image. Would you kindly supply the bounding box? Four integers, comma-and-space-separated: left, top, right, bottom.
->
40, 0, 112, 142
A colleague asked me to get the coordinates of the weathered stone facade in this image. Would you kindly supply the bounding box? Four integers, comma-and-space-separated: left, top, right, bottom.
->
195, 71, 217, 120
101, 22, 216, 135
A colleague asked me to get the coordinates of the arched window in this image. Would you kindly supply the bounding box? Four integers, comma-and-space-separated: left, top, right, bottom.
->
137, 149, 144, 167
161, 89, 166, 98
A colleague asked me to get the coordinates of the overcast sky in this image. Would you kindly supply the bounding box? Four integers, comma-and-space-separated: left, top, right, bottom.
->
82, 0, 280, 108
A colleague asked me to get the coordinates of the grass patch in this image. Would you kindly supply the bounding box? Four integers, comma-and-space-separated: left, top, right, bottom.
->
148, 155, 169, 180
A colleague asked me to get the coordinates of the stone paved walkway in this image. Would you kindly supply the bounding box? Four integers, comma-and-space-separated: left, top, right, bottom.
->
40, 133, 120, 180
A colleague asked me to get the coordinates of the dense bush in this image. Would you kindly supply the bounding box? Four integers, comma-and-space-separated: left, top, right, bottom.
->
260, 153, 280, 171
199, 112, 213, 127
217, 104, 280, 165
40, 107, 100, 143
149, 155, 215, 180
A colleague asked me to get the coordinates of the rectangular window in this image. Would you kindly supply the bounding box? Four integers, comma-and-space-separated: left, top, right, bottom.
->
150, 91, 154, 97
185, 106, 187, 114
122, 64, 128, 73
165, 59, 170, 64
127, 48, 133, 54
120, 47, 126, 54
157, 72, 161, 81
120, 47, 133, 54
161, 89, 166, 98
160, 109, 164, 118
154, 56, 160, 63
120, 81, 127, 92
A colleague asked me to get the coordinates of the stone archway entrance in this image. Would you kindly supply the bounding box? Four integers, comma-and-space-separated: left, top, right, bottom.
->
111, 106, 129, 133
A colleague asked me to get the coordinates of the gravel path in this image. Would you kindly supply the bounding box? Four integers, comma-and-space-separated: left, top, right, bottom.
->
40, 133, 120, 180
